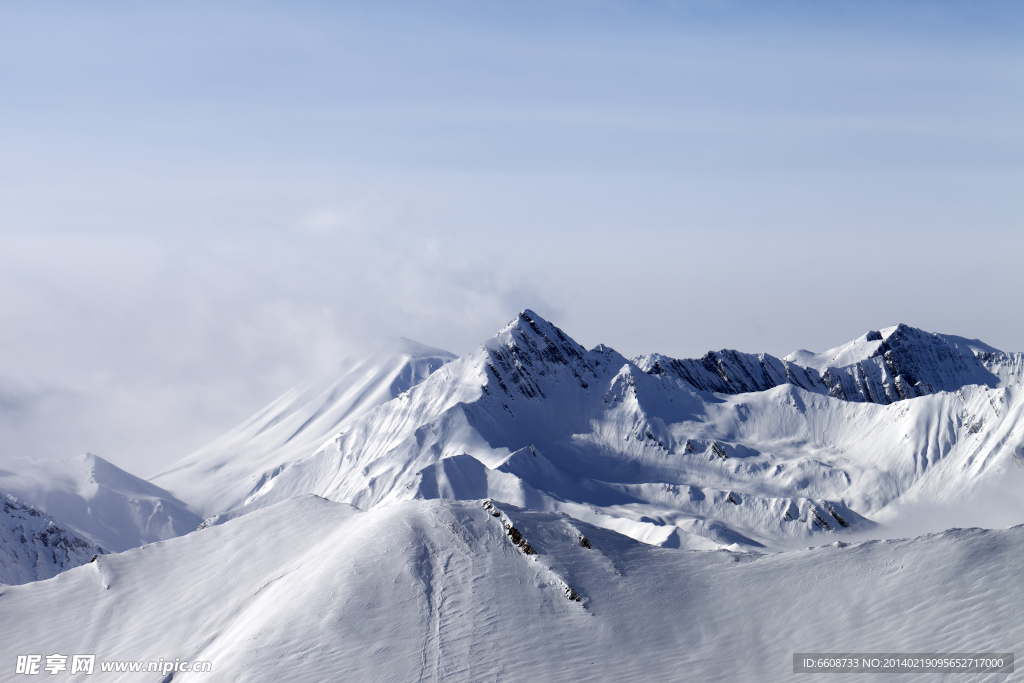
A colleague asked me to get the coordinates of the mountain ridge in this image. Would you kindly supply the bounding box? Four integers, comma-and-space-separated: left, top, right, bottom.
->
222, 311, 1023, 552
150, 339, 457, 518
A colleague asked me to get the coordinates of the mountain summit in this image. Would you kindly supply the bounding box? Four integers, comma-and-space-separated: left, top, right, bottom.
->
169, 310, 1022, 553
151, 339, 457, 518
0, 452, 199, 552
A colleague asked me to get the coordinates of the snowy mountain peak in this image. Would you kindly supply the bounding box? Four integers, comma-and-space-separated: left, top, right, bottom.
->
589, 344, 630, 370
492, 310, 590, 365
785, 329, 887, 369
389, 336, 457, 358
785, 323, 1021, 404
483, 310, 598, 399
788, 323, 1004, 373
151, 339, 459, 518
1, 490, 105, 585
141, 312, 1024, 560
0, 453, 200, 552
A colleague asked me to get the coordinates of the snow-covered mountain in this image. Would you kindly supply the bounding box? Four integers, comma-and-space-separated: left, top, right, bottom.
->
4, 311, 1023, 682
785, 324, 1024, 403
632, 347, 827, 396
1, 491, 104, 586
212, 311, 1024, 551
0, 453, 200, 552
1, 495, 1019, 682
637, 323, 1024, 404
151, 338, 456, 518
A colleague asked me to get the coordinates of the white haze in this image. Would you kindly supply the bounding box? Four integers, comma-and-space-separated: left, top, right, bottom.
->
0, 2, 1021, 475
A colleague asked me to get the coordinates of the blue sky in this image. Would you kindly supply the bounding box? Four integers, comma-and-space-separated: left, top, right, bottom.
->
1, 1, 1021, 473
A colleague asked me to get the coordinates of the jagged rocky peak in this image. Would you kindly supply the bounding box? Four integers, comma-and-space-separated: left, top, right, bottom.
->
493, 310, 589, 361
483, 310, 599, 398
788, 323, 1014, 404
632, 348, 824, 397
589, 343, 630, 369
791, 322, 1024, 404
631, 323, 1020, 405
789, 324, 1002, 373
1, 491, 106, 586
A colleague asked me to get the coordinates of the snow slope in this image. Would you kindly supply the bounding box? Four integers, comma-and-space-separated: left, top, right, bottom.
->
151, 338, 456, 518
229, 311, 1024, 551
0, 453, 200, 553
1, 491, 104, 586
1, 495, 1019, 682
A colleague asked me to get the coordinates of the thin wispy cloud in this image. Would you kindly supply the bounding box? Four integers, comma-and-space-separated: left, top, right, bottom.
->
0, 1, 1020, 474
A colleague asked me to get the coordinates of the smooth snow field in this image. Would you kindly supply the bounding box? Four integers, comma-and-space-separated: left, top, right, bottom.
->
1, 496, 1020, 682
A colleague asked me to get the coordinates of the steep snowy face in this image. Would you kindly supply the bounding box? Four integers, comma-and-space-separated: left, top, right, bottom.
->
150, 338, 457, 518
0, 453, 200, 553
1, 492, 104, 585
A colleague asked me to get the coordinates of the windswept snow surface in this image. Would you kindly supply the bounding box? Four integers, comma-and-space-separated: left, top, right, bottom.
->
0, 453, 200, 552
1, 496, 1020, 682
224, 311, 1024, 552
151, 338, 456, 518
1, 492, 104, 586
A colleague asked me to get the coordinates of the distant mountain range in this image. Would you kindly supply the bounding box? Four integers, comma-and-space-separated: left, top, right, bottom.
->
6, 310, 1022, 578
149, 310, 1024, 554
2, 311, 1021, 682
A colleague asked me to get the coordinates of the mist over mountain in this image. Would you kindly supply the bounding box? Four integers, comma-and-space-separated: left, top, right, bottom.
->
3, 2, 1021, 678
0, 453, 199, 553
